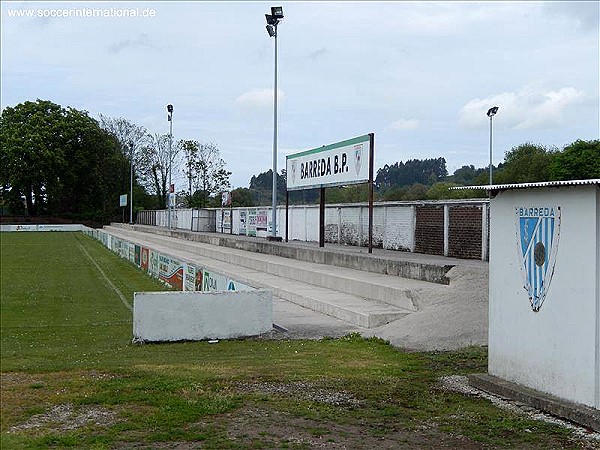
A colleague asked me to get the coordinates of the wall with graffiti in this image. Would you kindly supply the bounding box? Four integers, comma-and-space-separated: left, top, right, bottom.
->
82, 228, 253, 293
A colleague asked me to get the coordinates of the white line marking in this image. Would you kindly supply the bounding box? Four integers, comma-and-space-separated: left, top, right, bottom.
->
76, 238, 132, 312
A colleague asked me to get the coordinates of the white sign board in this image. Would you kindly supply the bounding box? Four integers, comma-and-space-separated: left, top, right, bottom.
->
119, 194, 127, 207
286, 134, 372, 191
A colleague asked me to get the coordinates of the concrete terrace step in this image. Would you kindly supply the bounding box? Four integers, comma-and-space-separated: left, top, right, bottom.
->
118, 223, 454, 285
104, 225, 423, 312
103, 226, 410, 328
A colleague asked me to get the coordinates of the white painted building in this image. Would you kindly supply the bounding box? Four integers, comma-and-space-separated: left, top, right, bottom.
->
486, 179, 600, 409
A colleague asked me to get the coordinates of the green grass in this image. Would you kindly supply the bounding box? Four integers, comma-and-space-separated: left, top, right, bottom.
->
0, 232, 588, 449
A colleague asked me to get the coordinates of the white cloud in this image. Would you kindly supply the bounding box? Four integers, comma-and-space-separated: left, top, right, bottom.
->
459, 85, 585, 130
234, 88, 284, 111
388, 118, 419, 131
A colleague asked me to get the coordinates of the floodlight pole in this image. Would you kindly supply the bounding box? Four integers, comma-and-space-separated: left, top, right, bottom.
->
486, 106, 498, 186
129, 142, 134, 224
167, 105, 173, 229
271, 22, 278, 238
266, 6, 283, 241
489, 115, 493, 186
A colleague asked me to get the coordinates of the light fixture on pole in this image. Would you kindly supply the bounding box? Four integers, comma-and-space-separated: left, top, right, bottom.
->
487, 106, 499, 186
265, 6, 283, 241
167, 104, 174, 230
129, 141, 134, 225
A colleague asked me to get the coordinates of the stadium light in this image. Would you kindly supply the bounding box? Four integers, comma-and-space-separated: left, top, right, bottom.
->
487, 106, 499, 186
129, 141, 134, 224
167, 104, 173, 229
265, 6, 283, 240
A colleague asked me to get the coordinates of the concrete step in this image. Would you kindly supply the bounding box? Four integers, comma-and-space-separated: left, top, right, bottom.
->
104, 225, 424, 311
103, 226, 409, 328
111, 223, 454, 285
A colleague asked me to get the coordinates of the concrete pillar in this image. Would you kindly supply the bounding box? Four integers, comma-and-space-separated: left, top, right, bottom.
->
481, 203, 489, 261
443, 204, 449, 257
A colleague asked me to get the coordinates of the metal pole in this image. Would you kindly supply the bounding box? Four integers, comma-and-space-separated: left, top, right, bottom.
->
319, 187, 325, 248
271, 23, 278, 238
368, 133, 374, 254
168, 115, 173, 229
129, 146, 133, 224
489, 116, 493, 186
285, 189, 289, 242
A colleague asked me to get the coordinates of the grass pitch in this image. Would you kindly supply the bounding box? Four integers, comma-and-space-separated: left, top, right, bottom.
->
0, 232, 592, 449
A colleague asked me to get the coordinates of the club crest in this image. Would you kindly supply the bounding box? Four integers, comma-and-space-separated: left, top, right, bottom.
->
515, 206, 561, 312
354, 144, 363, 176
290, 160, 297, 185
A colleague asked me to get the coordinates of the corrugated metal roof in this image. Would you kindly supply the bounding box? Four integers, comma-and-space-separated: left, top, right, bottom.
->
451, 179, 600, 191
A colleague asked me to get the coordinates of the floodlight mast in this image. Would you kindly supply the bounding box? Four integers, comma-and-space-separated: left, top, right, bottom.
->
129, 141, 134, 224
265, 6, 283, 240
486, 106, 499, 186
167, 104, 173, 229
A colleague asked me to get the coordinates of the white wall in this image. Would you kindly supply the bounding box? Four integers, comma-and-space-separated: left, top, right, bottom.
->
0, 224, 86, 232
146, 199, 486, 257
488, 185, 599, 409
133, 290, 273, 342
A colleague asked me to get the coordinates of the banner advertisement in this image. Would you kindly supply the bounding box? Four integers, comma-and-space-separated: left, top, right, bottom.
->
134, 245, 141, 266
257, 209, 268, 231
223, 210, 231, 230
140, 247, 149, 271
248, 209, 257, 237
183, 264, 196, 292
202, 270, 228, 292
159, 254, 183, 290
148, 250, 160, 277
239, 210, 247, 235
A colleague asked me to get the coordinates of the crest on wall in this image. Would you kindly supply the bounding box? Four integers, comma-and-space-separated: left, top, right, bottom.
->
354, 144, 363, 176
515, 206, 561, 312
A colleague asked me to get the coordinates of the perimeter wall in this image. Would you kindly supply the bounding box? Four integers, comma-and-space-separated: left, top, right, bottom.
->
136, 200, 489, 260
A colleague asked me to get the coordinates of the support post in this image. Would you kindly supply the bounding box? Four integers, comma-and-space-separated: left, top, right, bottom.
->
319, 187, 325, 247
285, 190, 289, 242
368, 133, 374, 253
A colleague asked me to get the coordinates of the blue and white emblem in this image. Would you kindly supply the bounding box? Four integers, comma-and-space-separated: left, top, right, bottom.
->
515, 206, 561, 312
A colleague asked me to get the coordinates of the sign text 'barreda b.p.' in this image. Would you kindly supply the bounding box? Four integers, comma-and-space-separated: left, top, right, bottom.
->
286, 134, 372, 191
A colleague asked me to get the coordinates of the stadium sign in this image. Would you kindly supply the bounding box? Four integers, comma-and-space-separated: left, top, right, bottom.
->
286, 134, 372, 191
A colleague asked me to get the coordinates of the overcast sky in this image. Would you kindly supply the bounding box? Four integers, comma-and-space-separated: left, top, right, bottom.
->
2, 1, 599, 189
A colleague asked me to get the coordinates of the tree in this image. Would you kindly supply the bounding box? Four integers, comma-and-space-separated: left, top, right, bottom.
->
494, 143, 556, 184
375, 157, 447, 191
191, 143, 231, 208
231, 188, 255, 207
447, 165, 487, 185
550, 139, 600, 180
179, 139, 200, 200
136, 133, 177, 209
249, 169, 286, 205
1, 100, 66, 215
0, 100, 129, 220
426, 182, 482, 200
98, 114, 149, 159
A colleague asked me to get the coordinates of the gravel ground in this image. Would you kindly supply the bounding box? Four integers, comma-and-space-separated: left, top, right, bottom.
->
439, 375, 600, 445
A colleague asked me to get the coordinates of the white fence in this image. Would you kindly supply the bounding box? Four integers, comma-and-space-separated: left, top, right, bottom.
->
136, 199, 489, 258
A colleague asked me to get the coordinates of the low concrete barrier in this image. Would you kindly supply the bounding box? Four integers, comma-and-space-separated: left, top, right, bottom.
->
0, 224, 86, 232
133, 290, 273, 342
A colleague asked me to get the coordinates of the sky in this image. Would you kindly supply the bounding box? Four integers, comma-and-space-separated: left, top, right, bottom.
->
2, 1, 599, 189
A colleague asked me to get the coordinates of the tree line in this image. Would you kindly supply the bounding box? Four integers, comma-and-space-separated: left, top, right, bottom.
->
1, 99, 598, 219
233, 139, 599, 206
1, 100, 231, 221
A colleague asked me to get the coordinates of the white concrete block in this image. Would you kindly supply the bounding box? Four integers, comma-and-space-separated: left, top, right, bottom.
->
133, 290, 273, 342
